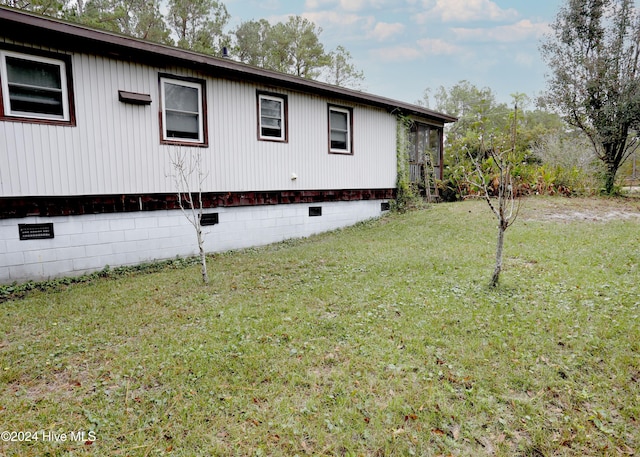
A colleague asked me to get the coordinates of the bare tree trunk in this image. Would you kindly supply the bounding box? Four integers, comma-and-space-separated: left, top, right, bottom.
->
169, 148, 210, 285
470, 153, 517, 288
490, 223, 506, 288
196, 225, 209, 284
468, 103, 521, 287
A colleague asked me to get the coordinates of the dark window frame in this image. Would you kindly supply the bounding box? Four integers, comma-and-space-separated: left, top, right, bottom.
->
158, 73, 208, 147
328, 104, 353, 155
257, 90, 288, 143
0, 46, 76, 126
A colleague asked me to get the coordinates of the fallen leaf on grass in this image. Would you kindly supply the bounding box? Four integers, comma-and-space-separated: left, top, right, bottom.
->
558, 433, 576, 447
393, 428, 406, 437
451, 424, 460, 441
616, 444, 635, 455
475, 436, 495, 455
493, 433, 505, 444
590, 417, 614, 435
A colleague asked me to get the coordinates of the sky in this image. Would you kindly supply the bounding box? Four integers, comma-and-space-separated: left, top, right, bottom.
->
223, 0, 564, 109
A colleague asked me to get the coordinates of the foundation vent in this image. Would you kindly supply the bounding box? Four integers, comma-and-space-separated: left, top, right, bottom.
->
19, 223, 54, 240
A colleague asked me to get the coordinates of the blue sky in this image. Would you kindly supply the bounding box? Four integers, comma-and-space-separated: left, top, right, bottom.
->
223, 0, 563, 108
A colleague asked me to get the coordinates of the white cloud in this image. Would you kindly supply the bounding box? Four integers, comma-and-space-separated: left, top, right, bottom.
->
370, 37, 462, 62
302, 0, 409, 41
368, 22, 405, 41
371, 45, 423, 62
338, 0, 368, 11
416, 38, 461, 55
305, 0, 337, 8
302, 10, 403, 43
305, 0, 400, 12
301, 10, 365, 28
452, 19, 549, 42
416, 0, 519, 23
515, 52, 535, 67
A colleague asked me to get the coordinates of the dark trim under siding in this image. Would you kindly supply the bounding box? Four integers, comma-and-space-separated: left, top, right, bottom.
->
0, 189, 396, 219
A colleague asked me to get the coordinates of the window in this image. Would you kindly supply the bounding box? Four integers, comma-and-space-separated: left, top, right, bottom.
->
257, 92, 287, 142
160, 75, 206, 145
328, 105, 353, 154
0, 49, 73, 123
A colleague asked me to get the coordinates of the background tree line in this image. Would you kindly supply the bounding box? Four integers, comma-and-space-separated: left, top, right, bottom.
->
421, 0, 640, 199
0, 0, 364, 89
419, 80, 605, 201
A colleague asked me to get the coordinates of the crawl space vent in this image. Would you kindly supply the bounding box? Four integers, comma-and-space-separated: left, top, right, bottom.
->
200, 213, 219, 226
19, 223, 54, 240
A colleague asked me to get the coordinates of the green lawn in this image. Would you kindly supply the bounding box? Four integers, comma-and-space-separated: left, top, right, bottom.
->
1, 197, 639, 456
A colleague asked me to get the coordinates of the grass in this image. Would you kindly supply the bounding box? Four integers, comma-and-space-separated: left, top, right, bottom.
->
0, 197, 639, 456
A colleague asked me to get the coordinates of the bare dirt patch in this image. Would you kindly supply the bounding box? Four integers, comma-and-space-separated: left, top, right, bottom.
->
10, 369, 89, 402
520, 197, 640, 222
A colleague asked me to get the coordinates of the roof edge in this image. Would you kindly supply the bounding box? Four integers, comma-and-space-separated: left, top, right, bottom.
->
0, 6, 457, 123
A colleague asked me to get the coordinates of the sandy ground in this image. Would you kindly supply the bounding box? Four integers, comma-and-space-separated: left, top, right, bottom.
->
519, 196, 640, 222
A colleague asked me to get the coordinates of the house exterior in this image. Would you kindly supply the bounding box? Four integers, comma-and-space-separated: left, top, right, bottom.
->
0, 6, 456, 284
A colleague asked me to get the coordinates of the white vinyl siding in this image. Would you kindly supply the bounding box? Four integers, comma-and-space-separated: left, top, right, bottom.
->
0, 50, 70, 121
0, 47, 398, 197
